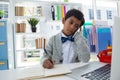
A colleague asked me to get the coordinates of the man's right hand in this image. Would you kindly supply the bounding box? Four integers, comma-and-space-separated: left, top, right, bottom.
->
43, 59, 54, 69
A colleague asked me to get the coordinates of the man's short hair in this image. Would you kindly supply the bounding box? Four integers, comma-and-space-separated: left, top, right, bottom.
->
65, 9, 85, 26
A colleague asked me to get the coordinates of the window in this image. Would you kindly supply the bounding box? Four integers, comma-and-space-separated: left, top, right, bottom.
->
97, 10, 101, 20
96, 0, 117, 21
106, 10, 112, 19
89, 9, 94, 20
0, 4, 8, 18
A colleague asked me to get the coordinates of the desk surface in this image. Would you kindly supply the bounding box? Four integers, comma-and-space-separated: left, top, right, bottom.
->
0, 61, 106, 80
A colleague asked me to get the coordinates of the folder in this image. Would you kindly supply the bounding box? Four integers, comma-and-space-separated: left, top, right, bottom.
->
15, 6, 24, 16
16, 23, 21, 32
96, 27, 112, 52
51, 5, 55, 20
20, 22, 26, 32
56, 5, 61, 20
35, 37, 46, 49
16, 22, 26, 33
61, 5, 66, 18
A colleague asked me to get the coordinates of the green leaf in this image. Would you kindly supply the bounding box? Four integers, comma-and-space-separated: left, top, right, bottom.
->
27, 18, 39, 27
0, 10, 5, 16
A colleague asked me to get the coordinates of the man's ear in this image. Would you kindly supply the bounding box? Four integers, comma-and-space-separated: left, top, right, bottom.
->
62, 18, 65, 24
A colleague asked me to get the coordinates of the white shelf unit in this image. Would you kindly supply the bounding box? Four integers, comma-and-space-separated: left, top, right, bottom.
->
13, 0, 82, 68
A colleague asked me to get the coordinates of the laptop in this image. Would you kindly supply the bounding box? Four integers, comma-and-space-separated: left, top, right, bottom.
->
111, 16, 120, 80
66, 16, 120, 80
66, 61, 110, 80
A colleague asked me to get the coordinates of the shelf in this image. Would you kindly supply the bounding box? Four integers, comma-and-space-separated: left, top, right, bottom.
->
15, 0, 81, 5
15, 32, 41, 35
16, 48, 42, 52
13, 0, 82, 68
15, 33, 44, 39
15, 0, 51, 6
15, 16, 45, 20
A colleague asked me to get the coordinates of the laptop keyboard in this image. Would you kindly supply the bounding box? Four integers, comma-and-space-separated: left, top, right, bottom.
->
81, 64, 111, 80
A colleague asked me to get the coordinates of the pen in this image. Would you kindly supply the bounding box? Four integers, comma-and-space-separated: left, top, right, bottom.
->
44, 49, 54, 64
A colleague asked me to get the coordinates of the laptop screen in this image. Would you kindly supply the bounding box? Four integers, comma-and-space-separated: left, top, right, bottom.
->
111, 16, 120, 80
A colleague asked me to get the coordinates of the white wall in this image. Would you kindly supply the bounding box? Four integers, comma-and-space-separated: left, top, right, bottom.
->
117, 1, 120, 16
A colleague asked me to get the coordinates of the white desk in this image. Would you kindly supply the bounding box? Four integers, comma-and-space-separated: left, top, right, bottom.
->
0, 61, 107, 80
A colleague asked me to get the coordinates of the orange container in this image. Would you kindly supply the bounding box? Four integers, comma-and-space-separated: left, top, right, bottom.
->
97, 49, 112, 63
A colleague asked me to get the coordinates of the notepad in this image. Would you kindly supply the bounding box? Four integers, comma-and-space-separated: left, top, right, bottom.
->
16, 66, 45, 80
16, 64, 72, 80
16, 62, 88, 80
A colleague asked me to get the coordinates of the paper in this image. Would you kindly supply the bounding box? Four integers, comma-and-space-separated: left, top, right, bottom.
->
44, 65, 72, 77
16, 66, 45, 80
16, 64, 71, 80
16, 62, 89, 80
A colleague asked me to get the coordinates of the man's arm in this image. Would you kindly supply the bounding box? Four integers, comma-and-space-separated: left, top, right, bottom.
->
40, 37, 55, 69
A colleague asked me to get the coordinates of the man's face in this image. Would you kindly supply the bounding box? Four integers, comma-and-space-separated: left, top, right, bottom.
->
62, 16, 82, 36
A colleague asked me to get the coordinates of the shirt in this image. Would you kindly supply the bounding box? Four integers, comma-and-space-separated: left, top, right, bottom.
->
61, 33, 74, 64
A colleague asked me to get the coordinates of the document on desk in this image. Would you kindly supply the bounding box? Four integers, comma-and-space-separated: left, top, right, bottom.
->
16, 64, 71, 80
44, 65, 72, 77
44, 62, 89, 77
16, 62, 88, 80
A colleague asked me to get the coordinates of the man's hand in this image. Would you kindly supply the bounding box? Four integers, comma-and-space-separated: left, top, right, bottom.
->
43, 59, 54, 69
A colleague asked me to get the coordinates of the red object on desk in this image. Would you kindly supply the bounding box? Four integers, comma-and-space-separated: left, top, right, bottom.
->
97, 49, 112, 63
